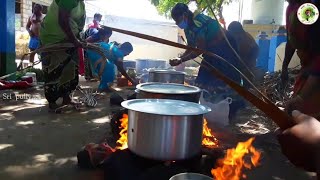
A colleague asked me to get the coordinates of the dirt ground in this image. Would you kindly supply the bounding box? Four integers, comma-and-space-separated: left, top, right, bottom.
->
0, 77, 317, 180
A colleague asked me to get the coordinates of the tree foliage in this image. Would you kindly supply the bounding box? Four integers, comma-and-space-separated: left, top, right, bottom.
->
150, 0, 236, 19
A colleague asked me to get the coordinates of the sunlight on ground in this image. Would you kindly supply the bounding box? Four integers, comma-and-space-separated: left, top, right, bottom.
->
0, 104, 45, 112
16, 121, 34, 126
80, 107, 105, 114
112, 87, 123, 91
0, 144, 14, 151
0, 113, 14, 121
24, 99, 47, 105
54, 156, 77, 166
33, 154, 54, 163
4, 155, 77, 177
5, 163, 49, 177
236, 120, 270, 135
92, 117, 111, 124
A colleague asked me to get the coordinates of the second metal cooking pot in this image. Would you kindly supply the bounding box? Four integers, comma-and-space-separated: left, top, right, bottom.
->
135, 82, 201, 103
169, 173, 213, 180
148, 69, 186, 84
121, 99, 211, 161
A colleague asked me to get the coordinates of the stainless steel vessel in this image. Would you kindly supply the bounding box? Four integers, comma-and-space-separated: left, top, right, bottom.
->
170, 173, 213, 180
121, 99, 211, 161
135, 83, 201, 103
148, 69, 186, 84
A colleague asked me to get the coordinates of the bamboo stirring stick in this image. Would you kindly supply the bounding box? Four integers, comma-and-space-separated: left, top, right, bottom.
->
103, 25, 294, 130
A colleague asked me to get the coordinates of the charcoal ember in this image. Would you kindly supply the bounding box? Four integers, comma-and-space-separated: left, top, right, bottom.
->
138, 164, 188, 180
110, 93, 125, 106
110, 109, 128, 141
77, 143, 114, 169
103, 149, 209, 180
103, 149, 160, 180
77, 150, 94, 169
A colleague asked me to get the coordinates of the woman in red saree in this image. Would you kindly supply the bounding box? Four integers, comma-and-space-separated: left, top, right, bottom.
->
281, 0, 320, 118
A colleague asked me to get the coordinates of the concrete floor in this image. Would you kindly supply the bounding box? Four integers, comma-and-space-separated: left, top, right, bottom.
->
0, 78, 131, 180
0, 77, 317, 180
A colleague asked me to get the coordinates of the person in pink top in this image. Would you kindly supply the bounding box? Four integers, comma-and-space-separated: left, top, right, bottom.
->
78, 13, 103, 76
88, 13, 102, 29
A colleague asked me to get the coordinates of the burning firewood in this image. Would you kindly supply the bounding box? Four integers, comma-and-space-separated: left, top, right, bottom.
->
211, 138, 261, 180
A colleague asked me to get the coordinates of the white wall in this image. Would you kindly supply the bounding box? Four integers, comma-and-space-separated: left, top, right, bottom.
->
104, 15, 184, 61
274, 42, 301, 72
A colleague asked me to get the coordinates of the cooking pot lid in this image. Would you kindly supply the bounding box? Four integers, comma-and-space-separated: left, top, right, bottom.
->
121, 99, 211, 116
136, 83, 201, 94
149, 69, 186, 75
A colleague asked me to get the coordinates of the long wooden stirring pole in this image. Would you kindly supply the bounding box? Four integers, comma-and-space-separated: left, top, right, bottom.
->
104, 26, 294, 130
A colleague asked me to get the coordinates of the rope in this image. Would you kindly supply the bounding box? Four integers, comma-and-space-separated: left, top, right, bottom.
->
103, 26, 293, 130
76, 86, 98, 107
0, 42, 107, 80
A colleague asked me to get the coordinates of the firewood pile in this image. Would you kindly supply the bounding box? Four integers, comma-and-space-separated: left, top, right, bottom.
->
257, 69, 300, 108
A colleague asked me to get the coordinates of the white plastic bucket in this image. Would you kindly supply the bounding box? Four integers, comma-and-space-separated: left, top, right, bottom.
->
199, 90, 232, 127
25, 72, 37, 86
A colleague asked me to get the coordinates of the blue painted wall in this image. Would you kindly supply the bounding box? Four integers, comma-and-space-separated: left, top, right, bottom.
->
0, 0, 15, 53
256, 38, 270, 72
268, 35, 287, 72
0, 0, 16, 76
255, 35, 287, 73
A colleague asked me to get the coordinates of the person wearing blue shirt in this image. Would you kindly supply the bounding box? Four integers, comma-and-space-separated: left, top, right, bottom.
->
83, 26, 112, 81
169, 3, 246, 120
86, 42, 137, 92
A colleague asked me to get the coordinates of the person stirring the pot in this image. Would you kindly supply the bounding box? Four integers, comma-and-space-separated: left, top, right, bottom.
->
281, 0, 320, 118
40, 0, 86, 111
278, 110, 320, 179
86, 41, 138, 92
169, 3, 245, 120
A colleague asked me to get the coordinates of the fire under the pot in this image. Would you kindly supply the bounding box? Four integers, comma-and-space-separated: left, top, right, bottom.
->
107, 111, 262, 180
114, 113, 219, 151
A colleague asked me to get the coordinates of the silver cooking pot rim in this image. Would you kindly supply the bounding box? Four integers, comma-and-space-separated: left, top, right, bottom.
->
136, 82, 201, 95
121, 99, 211, 116
149, 69, 187, 75
169, 173, 213, 180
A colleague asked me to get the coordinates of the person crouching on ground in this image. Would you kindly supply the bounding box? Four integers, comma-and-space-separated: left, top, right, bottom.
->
86, 41, 137, 92
83, 27, 113, 81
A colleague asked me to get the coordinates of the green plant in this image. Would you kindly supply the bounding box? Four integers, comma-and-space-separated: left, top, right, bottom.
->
26, 68, 45, 82
149, 0, 236, 20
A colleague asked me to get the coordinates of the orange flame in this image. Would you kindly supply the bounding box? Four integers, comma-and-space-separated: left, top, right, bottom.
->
115, 115, 220, 150
202, 119, 219, 148
211, 138, 261, 180
115, 114, 128, 150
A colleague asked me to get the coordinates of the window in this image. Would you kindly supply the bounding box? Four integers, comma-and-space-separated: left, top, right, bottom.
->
32, 2, 48, 14
15, 0, 21, 14
15, 0, 22, 28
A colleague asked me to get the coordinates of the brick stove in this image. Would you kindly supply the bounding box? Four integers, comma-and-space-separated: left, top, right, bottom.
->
105, 109, 224, 180
103, 148, 223, 180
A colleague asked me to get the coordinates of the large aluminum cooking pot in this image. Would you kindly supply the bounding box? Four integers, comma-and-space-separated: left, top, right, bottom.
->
136, 59, 168, 74
121, 99, 211, 161
169, 173, 213, 180
135, 83, 201, 103
148, 69, 186, 84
